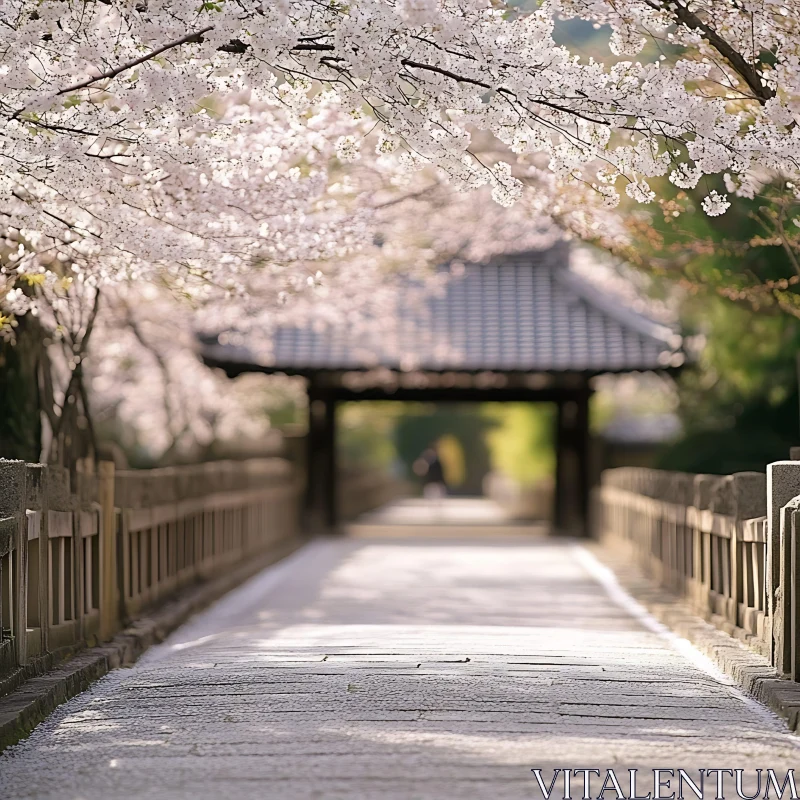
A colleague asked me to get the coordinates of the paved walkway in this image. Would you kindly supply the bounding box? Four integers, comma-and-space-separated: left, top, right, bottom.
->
1, 536, 798, 799
346, 497, 548, 538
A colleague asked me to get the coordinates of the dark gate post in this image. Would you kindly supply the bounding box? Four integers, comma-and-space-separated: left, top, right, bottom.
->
306, 381, 337, 532
576, 387, 591, 535
553, 384, 592, 536
553, 398, 573, 534
322, 396, 337, 529
305, 383, 317, 528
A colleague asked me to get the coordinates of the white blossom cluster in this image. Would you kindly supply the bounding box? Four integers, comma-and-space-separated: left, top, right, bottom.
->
329, 0, 793, 217
0, 88, 379, 337
0, 2, 796, 298
1, 0, 795, 219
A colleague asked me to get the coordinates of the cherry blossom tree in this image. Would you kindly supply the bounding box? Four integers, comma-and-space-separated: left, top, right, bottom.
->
2, 0, 798, 227
0, 89, 384, 460
3, 0, 800, 460
2, 0, 796, 333
88, 285, 305, 465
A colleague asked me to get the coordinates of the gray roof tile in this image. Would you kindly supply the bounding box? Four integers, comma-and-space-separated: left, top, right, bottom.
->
203, 246, 682, 374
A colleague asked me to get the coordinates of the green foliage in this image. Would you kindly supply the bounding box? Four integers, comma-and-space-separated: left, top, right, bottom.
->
658, 424, 795, 475
267, 401, 303, 429
657, 291, 800, 473
337, 401, 403, 470
337, 401, 563, 490
0, 318, 43, 462
483, 403, 555, 485
393, 404, 495, 494
635, 175, 797, 306
436, 433, 467, 487
692, 300, 799, 400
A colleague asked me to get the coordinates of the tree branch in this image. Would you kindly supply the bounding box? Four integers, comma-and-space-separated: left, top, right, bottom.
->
48, 288, 101, 459
56, 25, 216, 96
670, 1, 774, 103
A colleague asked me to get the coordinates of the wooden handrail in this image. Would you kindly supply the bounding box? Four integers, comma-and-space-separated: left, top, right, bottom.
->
594, 467, 771, 660
0, 458, 301, 685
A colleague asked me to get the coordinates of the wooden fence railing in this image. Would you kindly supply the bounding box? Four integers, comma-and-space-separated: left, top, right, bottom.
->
0, 457, 300, 686
594, 464, 800, 670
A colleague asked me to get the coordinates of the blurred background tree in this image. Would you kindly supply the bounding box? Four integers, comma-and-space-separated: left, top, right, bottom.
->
483, 404, 555, 486
392, 405, 493, 494
337, 402, 405, 472
656, 298, 800, 473
338, 401, 559, 494
615, 175, 800, 473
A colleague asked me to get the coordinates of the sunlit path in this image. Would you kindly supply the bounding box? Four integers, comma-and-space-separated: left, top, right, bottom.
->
1, 537, 797, 800
355, 497, 516, 525
345, 497, 549, 538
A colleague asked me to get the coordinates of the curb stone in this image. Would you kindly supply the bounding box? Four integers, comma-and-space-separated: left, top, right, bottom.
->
0, 537, 302, 752
592, 543, 800, 731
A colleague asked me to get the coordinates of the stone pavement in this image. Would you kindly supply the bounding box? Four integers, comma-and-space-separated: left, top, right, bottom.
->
0, 536, 798, 800
345, 497, 549, 538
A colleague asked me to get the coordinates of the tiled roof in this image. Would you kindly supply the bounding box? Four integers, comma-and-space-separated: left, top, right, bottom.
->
202, 246, 683, 375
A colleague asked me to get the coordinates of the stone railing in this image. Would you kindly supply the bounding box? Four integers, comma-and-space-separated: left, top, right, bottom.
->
0, 458, 301, 688
593, 465, 800, 671
595, 467, 768, 656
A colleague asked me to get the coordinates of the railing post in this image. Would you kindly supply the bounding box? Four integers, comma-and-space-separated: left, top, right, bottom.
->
692, 475, 714, 614
729, 484, 740, 628
777, 495, 800, 676
25, 463, 50, 656
73, 460, 89, 644
709, 476, 735, 624
98, 461, 117, 641
14, 464, 27, 667
1, 460, 28, 667
767, 461, 800, 670
671, 473, 692, 595
786, 497, 800, 681
731, 473, 767, 633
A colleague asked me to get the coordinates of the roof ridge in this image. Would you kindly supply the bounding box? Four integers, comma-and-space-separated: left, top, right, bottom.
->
483, 241, 570, 267
554, 268, 678, 345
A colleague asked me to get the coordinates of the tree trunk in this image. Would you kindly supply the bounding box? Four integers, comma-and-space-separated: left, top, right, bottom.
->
0, 317, 44, 462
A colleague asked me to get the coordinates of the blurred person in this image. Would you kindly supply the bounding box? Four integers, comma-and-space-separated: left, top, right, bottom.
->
413, 443, 448, 517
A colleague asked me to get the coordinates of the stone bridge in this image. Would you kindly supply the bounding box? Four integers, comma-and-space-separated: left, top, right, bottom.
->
2, 489, 800, 800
